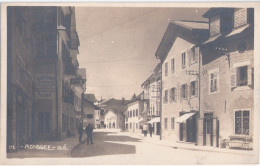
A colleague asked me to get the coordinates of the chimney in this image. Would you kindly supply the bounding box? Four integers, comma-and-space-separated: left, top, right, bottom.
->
122, 97, 125, 105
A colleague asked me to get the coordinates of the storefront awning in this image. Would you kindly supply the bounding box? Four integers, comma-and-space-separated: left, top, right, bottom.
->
147, 117, 160, 124
176, 113, 196, 123
137, 118, 144, 123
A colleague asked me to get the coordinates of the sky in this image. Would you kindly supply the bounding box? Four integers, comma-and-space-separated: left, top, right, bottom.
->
75, 7, 208, 100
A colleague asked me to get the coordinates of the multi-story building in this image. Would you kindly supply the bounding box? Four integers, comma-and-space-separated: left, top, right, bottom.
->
102, 98, 127, 130
155, 21, 208, 143
125, 92, 149, 133
141, 64, 161, 135
199, 8, 254, 148
7, 7, 84, 152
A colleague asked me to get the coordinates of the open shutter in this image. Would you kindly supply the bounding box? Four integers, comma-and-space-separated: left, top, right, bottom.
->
247, 66, 252, 86
187, 48, 191, 66
230, 67, 236, 89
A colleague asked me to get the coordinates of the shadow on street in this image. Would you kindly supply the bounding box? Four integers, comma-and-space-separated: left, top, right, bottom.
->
71, 131, 141, 158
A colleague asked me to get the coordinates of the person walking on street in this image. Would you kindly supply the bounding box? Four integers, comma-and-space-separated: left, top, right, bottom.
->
149, 125, 154, 137
78, 124, 83, 142
143, 124, 148, 137
85, 123, 94, 144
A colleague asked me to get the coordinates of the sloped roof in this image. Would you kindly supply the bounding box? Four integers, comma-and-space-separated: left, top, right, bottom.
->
83, 98, 100, 110
155, 20, 209, 62
84, 94, 97, 103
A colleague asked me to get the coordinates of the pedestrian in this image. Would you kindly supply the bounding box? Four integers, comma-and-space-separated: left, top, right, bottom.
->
149, 125, 153, 137
85, 123, 94, 144
143, 124, 148, 137
78, 124, 83, 142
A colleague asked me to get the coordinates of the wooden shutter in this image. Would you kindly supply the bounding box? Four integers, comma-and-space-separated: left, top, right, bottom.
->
247, 66, 252, 86
230, 67, 237, 89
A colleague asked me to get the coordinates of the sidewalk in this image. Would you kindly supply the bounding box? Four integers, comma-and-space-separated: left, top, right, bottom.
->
7, 134, 87, 158
124, 132, 256, 156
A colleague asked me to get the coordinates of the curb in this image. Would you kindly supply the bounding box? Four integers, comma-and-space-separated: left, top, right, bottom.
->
126, 132, 254, 156
68, 137, 87, 157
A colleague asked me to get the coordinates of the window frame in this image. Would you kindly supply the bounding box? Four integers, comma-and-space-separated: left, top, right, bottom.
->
164, 90, 168, 103
171, 58, 175, 73
234, 108, 251, 135
181, 84, 188, 99
234, 8, 248, 29
165, 62, 168, 76
181, 52, 186, 69
208, 68, 220, 94
164, 118, 168, 129
209, 15, 220, 36
171, 117, 175, 130
190, 80, 198, 97
170, 87, 176, 102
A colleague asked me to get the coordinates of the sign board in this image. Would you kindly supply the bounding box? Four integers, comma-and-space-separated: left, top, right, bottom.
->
35, 74, 56, 98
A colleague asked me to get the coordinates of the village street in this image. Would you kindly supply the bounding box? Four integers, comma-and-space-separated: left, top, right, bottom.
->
70, 130, 257, 165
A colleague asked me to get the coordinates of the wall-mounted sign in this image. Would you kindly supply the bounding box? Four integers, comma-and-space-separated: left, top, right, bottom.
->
35, 74, 56, 98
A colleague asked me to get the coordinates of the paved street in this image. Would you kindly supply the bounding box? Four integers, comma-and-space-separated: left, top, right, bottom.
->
71, 130, 258, 165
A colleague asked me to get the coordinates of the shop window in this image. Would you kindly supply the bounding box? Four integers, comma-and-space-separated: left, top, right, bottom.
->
39, 112, 50, 133
235, 110, 250, 135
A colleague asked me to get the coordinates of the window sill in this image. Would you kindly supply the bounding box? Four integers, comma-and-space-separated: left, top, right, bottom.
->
233, 86, 251, 91
209, 89, 220, 95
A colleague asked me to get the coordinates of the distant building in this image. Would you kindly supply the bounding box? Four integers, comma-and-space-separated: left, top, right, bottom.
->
84, 94, 101, 128
155, 20, 208, 143
102, 98, 127, 130
82, 97, 99, 128
141, 63, 161, 135
125, 92, 149, 133
199, 8, 254, 148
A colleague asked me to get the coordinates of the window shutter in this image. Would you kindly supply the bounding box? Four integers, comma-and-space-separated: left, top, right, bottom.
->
247, 66, 252, 86
230, 68, 236, 89
187, 48, 192, 66
194, 47, 199, 63
195, 81, 198, 97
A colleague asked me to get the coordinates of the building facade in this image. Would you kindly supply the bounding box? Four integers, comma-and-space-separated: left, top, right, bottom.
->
155, 21, 208, 143
199, 8, 254, 147
7, 7, 84, 152
141, 64, 161, 135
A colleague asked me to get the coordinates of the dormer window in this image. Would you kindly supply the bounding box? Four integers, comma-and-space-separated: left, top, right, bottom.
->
234, 8, 248, 28
210, 15, 220, 36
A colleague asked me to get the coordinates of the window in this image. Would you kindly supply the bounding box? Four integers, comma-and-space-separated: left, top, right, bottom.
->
209, 69, 219, 93
181, 84, 188, 99
235, 110, 250, 135
170, 87, 177, 102
39, 112, 50, 133
171, 58, 175, 73
188, 47, 199, 65
87, 114, 93, 119
136, 123, 138, 129
130, 111, 132, 117
234, 8, 247, 28
205, 118, 213, 134
171, 118, 175, 129
133, 110, 135, 117
136, 109, 138, 116
210, 16, 220, 36
164, 118, 168, 129
62, 113, 67, 132
128, 111, 130, 117
181, 52, 186, 69
165, 62, 168, 76
164, 90, 168, 103
190, 81, 198, 97
231, 62, 253, 89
